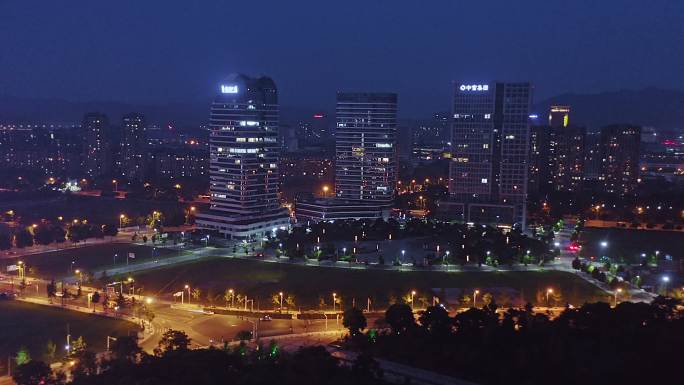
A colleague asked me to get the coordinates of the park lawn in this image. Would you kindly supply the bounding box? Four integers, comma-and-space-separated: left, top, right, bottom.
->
132, 257, 608, 310
3, 244, 178, 280
2, 194, 186, 225
0, 300, 138, 365
579, 227, 684, 262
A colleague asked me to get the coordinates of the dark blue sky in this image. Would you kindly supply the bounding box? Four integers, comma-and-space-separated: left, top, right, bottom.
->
1, 0, 682, 117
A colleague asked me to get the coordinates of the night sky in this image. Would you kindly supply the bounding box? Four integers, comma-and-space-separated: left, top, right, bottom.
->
1, 0, 682, 117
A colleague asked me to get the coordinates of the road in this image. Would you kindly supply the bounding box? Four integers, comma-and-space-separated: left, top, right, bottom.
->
0, 274, 347, 354
140, 303, 347, 352
330, 349, 479, 385
553, 224, 655, 303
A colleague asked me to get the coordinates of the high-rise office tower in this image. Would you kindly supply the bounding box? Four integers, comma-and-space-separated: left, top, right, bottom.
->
83, 113, 111, 178
548, 105, 570, 128
448, 82, 532, 227
196, 74, 289, 239
599, 124, 641, 195
527, 123, 549, 195
335, 92, 397, 206
583, 132, 602, 181
120, 113, 147, 182
548, 125, 585, 192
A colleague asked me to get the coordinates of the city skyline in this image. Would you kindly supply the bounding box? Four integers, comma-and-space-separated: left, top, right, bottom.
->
2, 1, 683, 118
1, 1, 684, 382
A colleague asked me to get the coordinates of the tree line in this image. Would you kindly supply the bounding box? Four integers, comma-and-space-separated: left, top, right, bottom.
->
341, 296, 682, 385
270, 218, 553, 266
11, 330, 387, 385
0, 222, 119, 250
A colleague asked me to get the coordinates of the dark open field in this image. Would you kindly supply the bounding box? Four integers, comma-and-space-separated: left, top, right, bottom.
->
0, 194, 186, 225
2, 244, 178, 280
0, 300, 138, 365
132, 257, 607, 310
580, 227, 684, 262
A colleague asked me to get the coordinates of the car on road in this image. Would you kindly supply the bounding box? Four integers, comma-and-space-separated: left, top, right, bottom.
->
0, 291, 17, 300
259, 315, 272, 322
327, 342, 343, 351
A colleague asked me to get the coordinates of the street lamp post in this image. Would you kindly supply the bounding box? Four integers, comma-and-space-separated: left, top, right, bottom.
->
473, 289, 480, 308
546, 288, 554, 306
279, 291, 284, 312
410, 290, 416, 309
185, 284, 191, 305
614, 288, 622, 307
662, 276, 670, 295
112, 179, 118, 192
229, 289, 234, 308
332, 292, 337, 312
119, 214, 125, 229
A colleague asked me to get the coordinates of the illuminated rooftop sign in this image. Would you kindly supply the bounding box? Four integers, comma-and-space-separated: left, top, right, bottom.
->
221, 85, 239, 94
459, 84, 489, 92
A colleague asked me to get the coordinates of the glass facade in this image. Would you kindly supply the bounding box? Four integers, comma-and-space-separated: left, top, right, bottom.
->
449, 82, 532, 227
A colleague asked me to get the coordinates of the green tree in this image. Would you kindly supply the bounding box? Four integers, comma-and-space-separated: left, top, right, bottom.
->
155, 330, 191, 356
33, 225, 53, 245
43, 341, 56, 363
70, 336, 87, 357
285, 294, 296, 309
12, 360, 51, 385
15, 228, 34, 248
51, 226, 66, 243
235, 330, 253, 341
109, 335, 141, 363
343, 307, 367, 337
191, 288, 202, 302
71, 350, 97, 380
15, 346, 31, 365
384, 303, 415, 335
0, 232, 11, 250
418, 305, 452, 337
115, 292, 126, 309
46, 280, 56, 299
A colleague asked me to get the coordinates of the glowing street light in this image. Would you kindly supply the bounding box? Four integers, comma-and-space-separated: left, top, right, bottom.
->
410, 290, 416, 309
112, 179, 118, 192
185, 284, 191, 305
332, 292, 337, 312
473, 289, 480, 308
279, 291, 284, 311
600, 241, 608, 248
614, 288, 622, 307
322, 185, 330, 197
546, 288, 554, 305
662, 276, 670, 295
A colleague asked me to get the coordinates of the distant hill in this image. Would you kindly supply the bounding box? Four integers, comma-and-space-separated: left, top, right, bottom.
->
0, 96, 209, 127
0, 96, 322, 127
535, 87, 684, 131
2, 87, 684, 130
